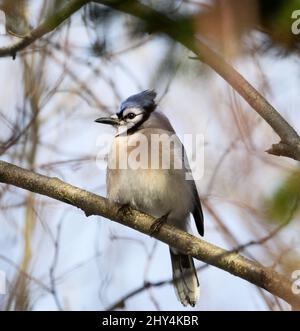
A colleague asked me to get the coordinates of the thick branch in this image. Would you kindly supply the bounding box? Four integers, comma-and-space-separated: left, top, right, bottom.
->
0, 159, 299, 309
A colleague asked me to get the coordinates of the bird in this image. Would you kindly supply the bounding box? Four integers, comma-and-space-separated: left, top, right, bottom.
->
95, 90, 204, 307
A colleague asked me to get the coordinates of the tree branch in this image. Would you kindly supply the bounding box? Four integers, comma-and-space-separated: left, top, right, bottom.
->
0, 0, 90, 59
106, 223, 289, 311
0, 159, 299, 309
94, 0, 300, 161
1, 0, 299, 160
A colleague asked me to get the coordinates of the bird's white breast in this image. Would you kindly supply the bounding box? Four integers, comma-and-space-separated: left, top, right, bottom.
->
106, 130, 195, 228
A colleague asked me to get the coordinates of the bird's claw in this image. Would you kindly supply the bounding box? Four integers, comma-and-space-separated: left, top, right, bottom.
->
150, 212, 170, 236
117, 203, 131, 215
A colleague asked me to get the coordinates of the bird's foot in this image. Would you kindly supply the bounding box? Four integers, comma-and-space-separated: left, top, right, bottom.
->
117, 203, 132, 215
150, 212, 170, 236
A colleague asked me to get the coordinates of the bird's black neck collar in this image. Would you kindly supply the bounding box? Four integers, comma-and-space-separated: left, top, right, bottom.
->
117, 106, 155, 137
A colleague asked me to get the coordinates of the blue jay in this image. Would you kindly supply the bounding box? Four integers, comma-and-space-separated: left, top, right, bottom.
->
95, 90, 204, 307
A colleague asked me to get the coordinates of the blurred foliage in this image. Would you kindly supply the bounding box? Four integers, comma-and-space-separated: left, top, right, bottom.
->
258, 0, 300, 53
86, 3, 118, 25
84, 4, 120, 57
193, 0, 300, 55
150, 41, 206, 90
1, 0, 300, 54
86, 1, 203, 83
265, 170, 300, 225
84, 0, 300, 67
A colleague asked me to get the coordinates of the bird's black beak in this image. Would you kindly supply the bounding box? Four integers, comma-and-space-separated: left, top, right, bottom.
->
94, 116, 119, 126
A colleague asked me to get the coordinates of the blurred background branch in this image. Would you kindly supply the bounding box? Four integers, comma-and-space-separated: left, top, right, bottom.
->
1, 0, 299, 160
0, 0, 30, 37
0, 0, 300, 311
0, 0, 89, 58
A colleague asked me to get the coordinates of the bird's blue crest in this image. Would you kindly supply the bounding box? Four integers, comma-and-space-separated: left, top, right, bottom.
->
119, 90, 157, 114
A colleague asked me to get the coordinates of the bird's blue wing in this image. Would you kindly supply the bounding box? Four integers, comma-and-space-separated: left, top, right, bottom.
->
191, 180, 204, 236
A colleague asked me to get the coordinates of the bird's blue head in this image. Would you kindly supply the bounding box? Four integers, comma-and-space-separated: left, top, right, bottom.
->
95, 90, 157, 135
119, 90, 157, 114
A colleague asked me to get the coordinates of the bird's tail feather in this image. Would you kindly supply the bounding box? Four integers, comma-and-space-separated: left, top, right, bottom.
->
169, 248, 199, 307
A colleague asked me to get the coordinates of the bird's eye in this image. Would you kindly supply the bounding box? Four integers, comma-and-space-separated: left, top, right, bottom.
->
127, 113, 136, 119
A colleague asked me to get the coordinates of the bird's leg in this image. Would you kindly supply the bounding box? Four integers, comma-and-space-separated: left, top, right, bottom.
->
117, 203, 132, 215
150, 211, 170, 235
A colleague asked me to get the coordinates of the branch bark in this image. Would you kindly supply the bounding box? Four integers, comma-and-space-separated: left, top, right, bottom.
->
0, 0, 299, 159
0, 159, 299, 309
